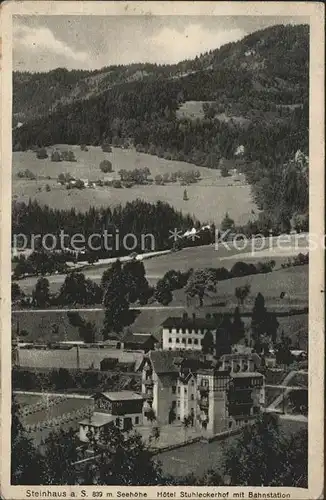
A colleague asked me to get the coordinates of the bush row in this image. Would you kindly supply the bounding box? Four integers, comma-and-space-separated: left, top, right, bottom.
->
13, 367, 141, 393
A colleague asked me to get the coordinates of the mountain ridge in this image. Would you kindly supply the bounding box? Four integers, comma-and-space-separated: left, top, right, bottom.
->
13, 23, 309, 125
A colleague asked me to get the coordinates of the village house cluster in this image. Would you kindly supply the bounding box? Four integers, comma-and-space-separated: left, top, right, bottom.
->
78, 312, 265, 441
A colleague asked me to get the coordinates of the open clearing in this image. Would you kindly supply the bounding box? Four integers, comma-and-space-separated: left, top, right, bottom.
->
13, 146, 255, 225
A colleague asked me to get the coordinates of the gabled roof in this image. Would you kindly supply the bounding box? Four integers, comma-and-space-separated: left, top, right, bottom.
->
162, 314, 223, 330
122, 333, 157, 345
79, 413, 115, 427
145, 350, 208, 374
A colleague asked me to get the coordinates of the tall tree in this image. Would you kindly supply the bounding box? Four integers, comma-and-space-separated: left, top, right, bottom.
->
11, 396, 46, 484
251, 292, 268, 343
102, 260, 129, 338
123, 259, 152, 305
32, 277, 50, 307
231, 306, 245, 344
154, 279, 173, 306
185, 268, 217, 307
42, 428, 79, 484
223, 413, 307, 487
85, 424, 164, 485
202, 330, 215, 354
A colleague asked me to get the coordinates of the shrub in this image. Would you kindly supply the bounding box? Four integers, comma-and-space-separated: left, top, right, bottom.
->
45, 184, 51, 192
36, 148, 48, 159
99, 160, 112, 173
51, 150, 62, 162
17, 169, 36, 180
112, 180, 122, 188
61, 150, 76, 162
75, 179, 85, 189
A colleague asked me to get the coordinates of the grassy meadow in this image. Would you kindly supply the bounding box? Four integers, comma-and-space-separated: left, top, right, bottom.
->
12, 146, 255, 225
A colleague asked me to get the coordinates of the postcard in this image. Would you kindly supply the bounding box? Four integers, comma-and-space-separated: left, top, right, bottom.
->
0, 2, 324, 499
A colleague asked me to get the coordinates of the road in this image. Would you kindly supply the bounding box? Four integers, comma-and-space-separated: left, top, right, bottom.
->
12, 305, 186, 313
13, 234, 309, 295
267, 370, 308, 411
266, 384, 307, 390
14, 390, 91, 400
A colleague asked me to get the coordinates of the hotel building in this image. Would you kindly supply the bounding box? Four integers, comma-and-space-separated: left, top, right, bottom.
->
139, 350, 264, 433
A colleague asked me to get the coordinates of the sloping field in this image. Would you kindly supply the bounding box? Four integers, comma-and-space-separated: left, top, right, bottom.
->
176, 100, 214, 120
12, 146, 255, 225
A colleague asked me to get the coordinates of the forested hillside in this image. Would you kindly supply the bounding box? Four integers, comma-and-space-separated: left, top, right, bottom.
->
13, 24, 309, 227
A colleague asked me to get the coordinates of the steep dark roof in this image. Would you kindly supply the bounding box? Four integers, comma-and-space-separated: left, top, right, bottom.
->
162, 314, 224, 330
148, 350, 207, 374
122, 333, 156, 345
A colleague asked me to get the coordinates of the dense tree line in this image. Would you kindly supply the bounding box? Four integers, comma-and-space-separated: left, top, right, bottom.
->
12, 368, 140, 393
12, 198, 196, 258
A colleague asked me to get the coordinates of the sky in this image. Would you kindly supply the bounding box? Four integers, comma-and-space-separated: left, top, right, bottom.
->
13, 15, 309, 72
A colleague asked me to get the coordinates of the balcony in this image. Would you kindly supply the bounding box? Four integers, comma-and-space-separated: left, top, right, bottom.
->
228, 402, 253, 416
198, 398, 209, 409
142, 389, 153, 401
198, 384, 209, 394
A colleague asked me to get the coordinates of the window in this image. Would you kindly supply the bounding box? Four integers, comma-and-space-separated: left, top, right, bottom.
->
177, 416, 180, 420
168, 337, 172, 343
169, 328, 172, 333
177, 401, 180, 407
184, 388, 187, 394
188, 339, 192, 344
191, 380, 195, 386
172, 386, 176, 394
182, 328, 186, 334
182, 338, 186, 344
191, 394, 194, 401
178, 387, 181, 394
176, 338, 180, 343
194, 339, 198, 345
169, 347, 172, 351
135, 416, 139, 424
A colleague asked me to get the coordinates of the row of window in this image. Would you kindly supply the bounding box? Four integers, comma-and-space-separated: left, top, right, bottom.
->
168, 337, 200, 345
166, 328, 207, 334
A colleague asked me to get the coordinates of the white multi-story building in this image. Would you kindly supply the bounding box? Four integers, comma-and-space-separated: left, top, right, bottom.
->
161, 313, 220, 351
139, 350, 265, 434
